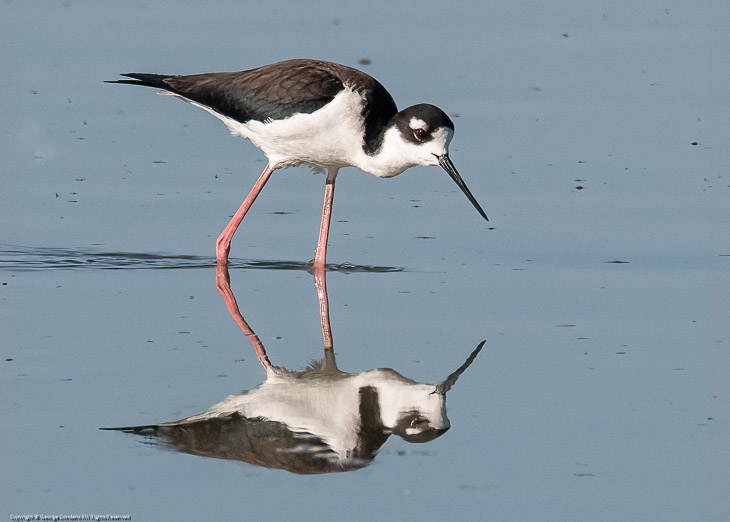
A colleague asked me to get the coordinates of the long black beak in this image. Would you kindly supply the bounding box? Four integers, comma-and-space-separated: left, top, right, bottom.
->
438, 155, 489, 221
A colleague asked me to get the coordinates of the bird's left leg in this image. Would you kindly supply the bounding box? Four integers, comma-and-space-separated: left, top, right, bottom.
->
313, 168, 338, 270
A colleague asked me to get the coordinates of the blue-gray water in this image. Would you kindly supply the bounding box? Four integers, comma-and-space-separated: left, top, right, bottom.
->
2, 1, 728, 521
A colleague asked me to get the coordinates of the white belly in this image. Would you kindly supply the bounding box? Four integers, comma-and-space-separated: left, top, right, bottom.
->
167, 88, 369, 171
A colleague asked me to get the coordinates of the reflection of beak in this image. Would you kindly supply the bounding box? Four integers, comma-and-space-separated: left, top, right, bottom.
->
438, 155, 489, 221
434, 340, 486, 395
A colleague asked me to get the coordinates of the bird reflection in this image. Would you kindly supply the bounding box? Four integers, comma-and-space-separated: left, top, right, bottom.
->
104, 265, 484, 474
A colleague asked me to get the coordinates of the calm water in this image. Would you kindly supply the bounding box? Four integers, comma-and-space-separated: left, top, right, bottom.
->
2, 1, 728, 521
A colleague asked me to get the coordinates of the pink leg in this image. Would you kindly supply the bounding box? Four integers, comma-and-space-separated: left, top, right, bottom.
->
216, 163, 275, 264
313, 174, 336, 270
314, 266, 334, 353
215, 263, 272, 369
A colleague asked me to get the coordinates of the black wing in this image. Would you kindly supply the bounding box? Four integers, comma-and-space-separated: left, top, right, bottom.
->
109, 60, 381, 121
108, 59, 399, 151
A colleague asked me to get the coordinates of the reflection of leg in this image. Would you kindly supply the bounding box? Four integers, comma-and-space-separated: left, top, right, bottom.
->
314, 266, 336, 369
215, 263, 272, 369
313, 170, 337, 270
216, 163, 275, 265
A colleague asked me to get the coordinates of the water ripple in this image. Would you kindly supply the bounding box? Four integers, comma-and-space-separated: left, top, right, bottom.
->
0, 245, 404, 273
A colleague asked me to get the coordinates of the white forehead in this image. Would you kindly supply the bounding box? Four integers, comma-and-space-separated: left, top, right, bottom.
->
409, 117, 428, 129
408, 117, 453, 144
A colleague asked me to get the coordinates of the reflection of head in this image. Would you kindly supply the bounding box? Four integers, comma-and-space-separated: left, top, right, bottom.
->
391, 410, 450, 443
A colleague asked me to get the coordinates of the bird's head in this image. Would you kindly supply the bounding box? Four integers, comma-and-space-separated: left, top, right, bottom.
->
380, 104, 489, 221
387, 104, 455, 166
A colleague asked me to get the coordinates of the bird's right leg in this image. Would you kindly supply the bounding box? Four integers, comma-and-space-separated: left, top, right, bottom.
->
216, 163, 275, 264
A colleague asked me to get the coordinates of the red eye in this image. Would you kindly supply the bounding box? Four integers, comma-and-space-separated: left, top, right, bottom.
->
413, 128, 427, 141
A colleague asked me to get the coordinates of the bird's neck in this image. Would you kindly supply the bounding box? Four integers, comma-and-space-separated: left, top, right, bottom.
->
354, 127, 418, 178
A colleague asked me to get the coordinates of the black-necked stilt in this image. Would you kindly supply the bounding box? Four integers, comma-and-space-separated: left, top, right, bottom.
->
108, 59, 488, 268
